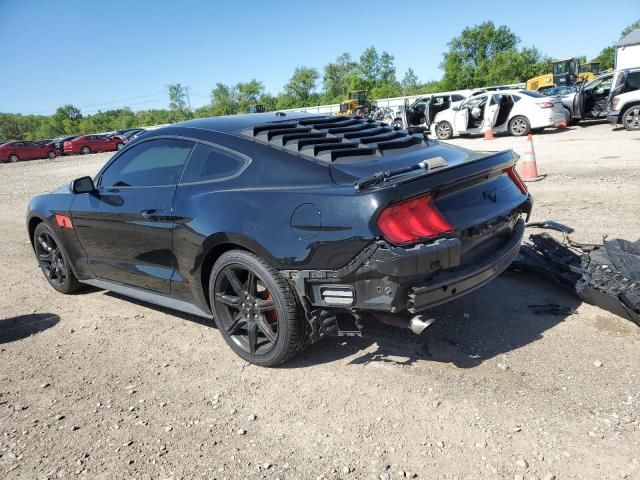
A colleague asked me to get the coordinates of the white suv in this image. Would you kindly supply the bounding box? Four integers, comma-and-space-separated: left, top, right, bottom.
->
607, 68, 640, 131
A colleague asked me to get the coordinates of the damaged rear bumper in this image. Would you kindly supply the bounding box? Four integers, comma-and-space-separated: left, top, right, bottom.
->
284, 206, 528, 315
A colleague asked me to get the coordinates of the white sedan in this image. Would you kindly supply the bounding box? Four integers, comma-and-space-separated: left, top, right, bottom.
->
431, 90, 566, 139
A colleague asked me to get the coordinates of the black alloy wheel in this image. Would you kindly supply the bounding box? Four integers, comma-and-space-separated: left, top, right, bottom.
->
33, 223, 80, 294
210, 250, 306, 366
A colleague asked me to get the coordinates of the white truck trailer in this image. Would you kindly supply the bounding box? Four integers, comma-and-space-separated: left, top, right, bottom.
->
616, 29, 640, 70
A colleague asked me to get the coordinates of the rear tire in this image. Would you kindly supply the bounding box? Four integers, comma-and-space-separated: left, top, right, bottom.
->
47, 151, 56, 159
435, 121, 453, 140
80, 146, 91, 155
209, 250, 307, 366
509, 116, 530, 136
33, 222, 81, 294
9, 154, 19, 163
622, 106, 640, 131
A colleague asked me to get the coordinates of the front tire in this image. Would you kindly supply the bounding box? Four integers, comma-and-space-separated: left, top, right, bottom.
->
33, 222, 81, 294
435, 121, 453, 140
47, 150, 56, 159
209, 250, 307, 366
622, 106, 640, 131
116, 142, 124, 150
80, 146, 91, 155
509, 116, 530, 136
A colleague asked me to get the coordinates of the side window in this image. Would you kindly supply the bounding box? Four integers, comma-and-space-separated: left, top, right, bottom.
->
100, 138, 194, 188
626, 71, 640, 91
451, 94, 465, 102
512, 95, 521, 102
180, 143, 248, 184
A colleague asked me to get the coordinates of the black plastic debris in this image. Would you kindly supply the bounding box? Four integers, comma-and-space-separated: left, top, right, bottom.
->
511, 222, 640, 327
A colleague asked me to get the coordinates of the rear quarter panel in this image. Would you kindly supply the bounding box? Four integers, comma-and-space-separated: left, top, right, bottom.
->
167, 132, 385, 307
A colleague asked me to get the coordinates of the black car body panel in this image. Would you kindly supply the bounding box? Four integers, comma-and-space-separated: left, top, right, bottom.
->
27, 112, 532, 326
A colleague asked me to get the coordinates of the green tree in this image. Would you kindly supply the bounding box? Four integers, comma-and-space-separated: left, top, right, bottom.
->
50, 104, 83, 135
323, 53, 357, 102
484, 47, 549, 85
358, 47, 381, 88
168, 83, 187, 110
441, 21, 520, 89
593, 45, 615, 70
401, 68, 419, 95
167, 83, 191, 122
285, 66, 319, 102
621, 19, 640, 38
210, 83, 238, 116
379, 52, 396, 84
236, 79, 265, 113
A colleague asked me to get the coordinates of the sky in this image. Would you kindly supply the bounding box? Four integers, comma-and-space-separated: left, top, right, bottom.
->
0, 0, 637, 115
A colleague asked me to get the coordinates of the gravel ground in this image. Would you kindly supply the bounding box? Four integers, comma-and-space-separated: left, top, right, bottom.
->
0, 122, 639, 480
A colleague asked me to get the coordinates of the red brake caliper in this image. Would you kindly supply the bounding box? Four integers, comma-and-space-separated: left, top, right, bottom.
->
263, 292, 277, 329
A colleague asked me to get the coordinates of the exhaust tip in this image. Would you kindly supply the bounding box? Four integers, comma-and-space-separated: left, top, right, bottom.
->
409, 315, 436, 335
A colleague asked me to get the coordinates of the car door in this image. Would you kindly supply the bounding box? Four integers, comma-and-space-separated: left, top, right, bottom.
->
454, 99, 470, 132
29, 141, 45, 159
483, 94, 501, 128
9, 142, 24, 158
609, 70, 629, 106
70, 138, 195, 293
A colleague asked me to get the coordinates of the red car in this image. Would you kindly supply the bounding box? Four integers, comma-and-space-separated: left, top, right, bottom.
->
63, 134, 126, 155
0, 141, 58, 163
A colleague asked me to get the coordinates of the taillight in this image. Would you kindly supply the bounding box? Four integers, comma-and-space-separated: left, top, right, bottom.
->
377, 194, 453, 245
536, 101, 555, 109
504, 166, 528, 194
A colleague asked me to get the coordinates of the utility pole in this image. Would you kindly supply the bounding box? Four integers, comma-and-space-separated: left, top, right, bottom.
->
185, 86, 192, 112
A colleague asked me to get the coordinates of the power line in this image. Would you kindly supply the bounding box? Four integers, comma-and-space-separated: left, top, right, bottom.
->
26, 91, 169, 115
81, 97, 169, 114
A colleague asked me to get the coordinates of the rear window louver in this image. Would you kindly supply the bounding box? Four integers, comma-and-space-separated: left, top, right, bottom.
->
244, 116, 429, 162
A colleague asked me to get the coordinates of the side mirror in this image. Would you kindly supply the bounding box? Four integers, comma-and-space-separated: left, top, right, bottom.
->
71, 176, 96, 194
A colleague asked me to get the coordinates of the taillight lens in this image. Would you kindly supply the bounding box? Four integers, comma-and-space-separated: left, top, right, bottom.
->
536, 101, 555, 109
504, 166, 528, 194
377, 194, 453, 245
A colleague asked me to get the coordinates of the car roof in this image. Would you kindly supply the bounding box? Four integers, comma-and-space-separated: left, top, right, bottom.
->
161, 111, 319, 136
141, 113, 435, 165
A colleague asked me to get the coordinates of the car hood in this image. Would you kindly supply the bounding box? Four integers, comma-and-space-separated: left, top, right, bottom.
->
614, 90, 640, 102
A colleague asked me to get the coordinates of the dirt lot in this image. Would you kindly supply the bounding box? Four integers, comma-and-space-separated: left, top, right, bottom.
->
1, 122, 639, 480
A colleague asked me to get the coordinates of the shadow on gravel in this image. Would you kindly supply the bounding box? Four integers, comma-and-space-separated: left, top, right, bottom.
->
285, 273, 580, 369
96, 272, 579, 370
0, 313, 60, 344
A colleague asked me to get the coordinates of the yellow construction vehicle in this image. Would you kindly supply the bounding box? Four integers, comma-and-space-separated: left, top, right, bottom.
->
578, 62, 601, 82
526, 58, 580, 92
337, 90, 370, 116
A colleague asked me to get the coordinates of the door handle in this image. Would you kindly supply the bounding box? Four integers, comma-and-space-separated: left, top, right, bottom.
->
140, 209, 165, 221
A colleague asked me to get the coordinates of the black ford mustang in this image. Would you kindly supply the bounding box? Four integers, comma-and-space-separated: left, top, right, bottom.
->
27, 112, 532, 366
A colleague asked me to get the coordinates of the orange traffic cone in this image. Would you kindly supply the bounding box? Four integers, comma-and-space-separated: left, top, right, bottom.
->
484, 126, 494, 140
517, 134, 545, 182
